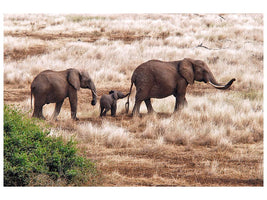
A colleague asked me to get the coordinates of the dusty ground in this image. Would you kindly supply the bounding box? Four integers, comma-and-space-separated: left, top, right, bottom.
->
4, 84, 263, 186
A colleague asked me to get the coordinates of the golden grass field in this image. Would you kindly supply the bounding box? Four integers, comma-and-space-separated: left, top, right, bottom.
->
3, 14, 263, 186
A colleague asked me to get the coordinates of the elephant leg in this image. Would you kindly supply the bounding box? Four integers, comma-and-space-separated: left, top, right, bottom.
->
111, 104, 117, 117
52, 100, 64, 120
32, 105, 39, 118
175, 95, 184, 111
132, 100, 142, 116
32, 96, 46, 119
101, 104, 111, 117
100, 106, 104, 117
144, 99, 154, 114
183, 97, 188, 107
174, 81, 188, 111
132, 88, 147, 116
69, 91, 78, 120
103, 108, 110, 116
175, 95, 188, 111
33, 105, 45, 119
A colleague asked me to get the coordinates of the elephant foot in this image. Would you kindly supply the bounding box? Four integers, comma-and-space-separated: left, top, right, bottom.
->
32, 113, 46, 120
132, 112, 142, 118
147, 110, 155, 115
52, 116, 58, 121
74, 117, 79, 121
51, 118, 58, 122
71, 116, 79, 121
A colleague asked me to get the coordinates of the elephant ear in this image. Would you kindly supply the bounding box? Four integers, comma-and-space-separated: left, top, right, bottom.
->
179, 58, 194, 85
67, 69, 81, 90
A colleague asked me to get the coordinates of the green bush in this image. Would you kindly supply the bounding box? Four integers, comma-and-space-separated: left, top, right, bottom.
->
4, 105, 101, 186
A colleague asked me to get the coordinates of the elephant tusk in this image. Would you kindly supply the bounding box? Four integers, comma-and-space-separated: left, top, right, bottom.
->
208, 78, 236, 90
208, 81, 226, 89
92, 90, 98, 97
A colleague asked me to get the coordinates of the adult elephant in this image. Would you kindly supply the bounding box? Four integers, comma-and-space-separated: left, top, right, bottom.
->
31, 68, 97, 120
125, 58, 235, 116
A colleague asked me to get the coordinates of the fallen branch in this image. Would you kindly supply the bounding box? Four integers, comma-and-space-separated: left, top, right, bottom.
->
197, 43, 211, 49
219, 15, 226, 20
196, 43, 224, 51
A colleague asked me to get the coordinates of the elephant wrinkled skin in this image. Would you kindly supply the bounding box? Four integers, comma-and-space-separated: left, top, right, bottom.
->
126, 58, 236, 116
31, 68, 97, 120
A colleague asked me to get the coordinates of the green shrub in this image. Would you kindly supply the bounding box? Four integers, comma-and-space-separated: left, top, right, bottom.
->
4, 105, 101, 186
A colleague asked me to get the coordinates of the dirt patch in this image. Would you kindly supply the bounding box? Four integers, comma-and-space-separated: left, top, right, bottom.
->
93, 143, 263, 186
5, 30, 166, 62
188, 176, 263, 186
4, 44, 47, 61
5, 29, 170, 45
5, 31, 102, 43
4, 88, 31, 102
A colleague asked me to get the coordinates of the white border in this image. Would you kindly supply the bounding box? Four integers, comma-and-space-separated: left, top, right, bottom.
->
1, 0, 266, 13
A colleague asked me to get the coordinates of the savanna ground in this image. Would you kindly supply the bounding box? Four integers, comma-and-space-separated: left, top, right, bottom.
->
3, 14, 263, 186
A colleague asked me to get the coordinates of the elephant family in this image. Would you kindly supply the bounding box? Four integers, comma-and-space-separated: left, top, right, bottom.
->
31, 68, 97, 120
125, 58, 236, 116
100, 90, 129, 117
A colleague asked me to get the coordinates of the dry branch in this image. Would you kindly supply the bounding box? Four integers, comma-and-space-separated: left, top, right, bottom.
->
196, 42, 225, 51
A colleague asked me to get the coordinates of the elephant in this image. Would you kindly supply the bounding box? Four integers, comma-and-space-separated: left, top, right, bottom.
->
100, 90, 129, 117
31, 68, 97, 120
125, 58, 236, 116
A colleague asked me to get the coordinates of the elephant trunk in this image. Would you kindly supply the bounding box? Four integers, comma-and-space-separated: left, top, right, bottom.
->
118, 92, 130, 99
91, 89, 97, 105
207, 72, 236, 90
124, 93, 130, 98
90, 82, 97, 106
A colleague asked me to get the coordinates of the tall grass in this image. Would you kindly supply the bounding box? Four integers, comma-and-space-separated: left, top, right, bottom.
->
4, 14, 263, 90
77, 121, 132, 148
141, 92, 263, 149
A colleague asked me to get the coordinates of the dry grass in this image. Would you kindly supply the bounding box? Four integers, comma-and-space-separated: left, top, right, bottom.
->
76, 121, 133, 148
4, 14, 263, 89
3, 13, 263, 186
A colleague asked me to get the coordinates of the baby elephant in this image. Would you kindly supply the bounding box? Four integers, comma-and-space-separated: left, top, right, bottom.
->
100, 90, 129, 117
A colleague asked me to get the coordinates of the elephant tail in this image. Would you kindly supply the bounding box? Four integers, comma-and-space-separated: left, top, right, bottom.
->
30, 85, 35, 110
125, 81, 134, 114
31, 89, 33, 110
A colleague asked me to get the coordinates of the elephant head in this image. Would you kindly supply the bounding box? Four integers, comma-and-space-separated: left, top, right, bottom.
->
179, 58, 236, 89
109, 90, 129, 100
67, 69, 97, 105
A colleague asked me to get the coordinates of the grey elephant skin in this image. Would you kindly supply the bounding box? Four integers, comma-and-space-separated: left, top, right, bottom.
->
31, 68, 97, 120
126, 58, 236, 116
100, 90, 129, 117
